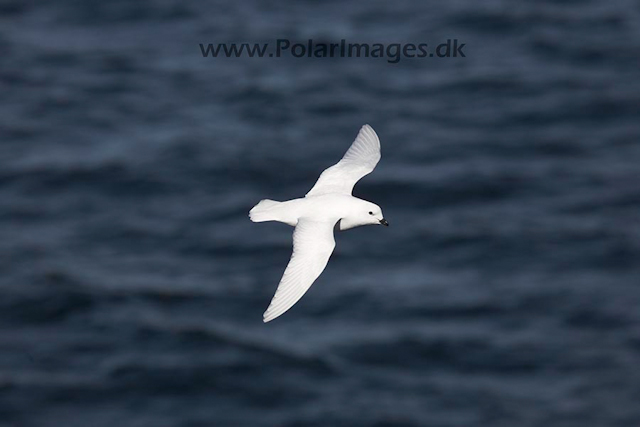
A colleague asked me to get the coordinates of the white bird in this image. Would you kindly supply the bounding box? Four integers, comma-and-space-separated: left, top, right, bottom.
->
249, 124, 388, 322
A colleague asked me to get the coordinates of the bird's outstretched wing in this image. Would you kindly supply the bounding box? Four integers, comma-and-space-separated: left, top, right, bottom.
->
263, 219, 336, 323
305, 124, 381, 197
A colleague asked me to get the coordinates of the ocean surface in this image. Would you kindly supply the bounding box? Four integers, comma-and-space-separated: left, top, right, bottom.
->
1, 1, 640, 426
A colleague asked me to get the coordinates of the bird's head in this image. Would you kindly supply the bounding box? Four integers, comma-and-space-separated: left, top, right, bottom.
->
364, 202, 389, 227
338, 201, 388, 231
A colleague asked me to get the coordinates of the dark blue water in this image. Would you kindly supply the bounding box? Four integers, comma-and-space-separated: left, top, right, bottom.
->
1, 1, 640, 426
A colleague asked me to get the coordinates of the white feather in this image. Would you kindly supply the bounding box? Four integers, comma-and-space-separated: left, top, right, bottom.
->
263, 219, 336, 322
305, 124, 381, 197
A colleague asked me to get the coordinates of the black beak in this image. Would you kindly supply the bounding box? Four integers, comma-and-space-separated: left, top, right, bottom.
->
379, 218, 389, 227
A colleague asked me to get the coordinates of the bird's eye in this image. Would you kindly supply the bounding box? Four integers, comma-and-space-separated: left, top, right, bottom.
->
369, 211, 373, 215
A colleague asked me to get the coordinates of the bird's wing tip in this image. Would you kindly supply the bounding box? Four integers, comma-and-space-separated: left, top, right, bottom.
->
360, 124, 379, 144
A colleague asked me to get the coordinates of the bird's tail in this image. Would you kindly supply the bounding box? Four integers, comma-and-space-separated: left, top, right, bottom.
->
249, 199, 282, 222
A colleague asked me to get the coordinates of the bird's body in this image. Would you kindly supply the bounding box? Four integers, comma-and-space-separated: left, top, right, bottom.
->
250, 124, 387, 322
250, 194, 381, 230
